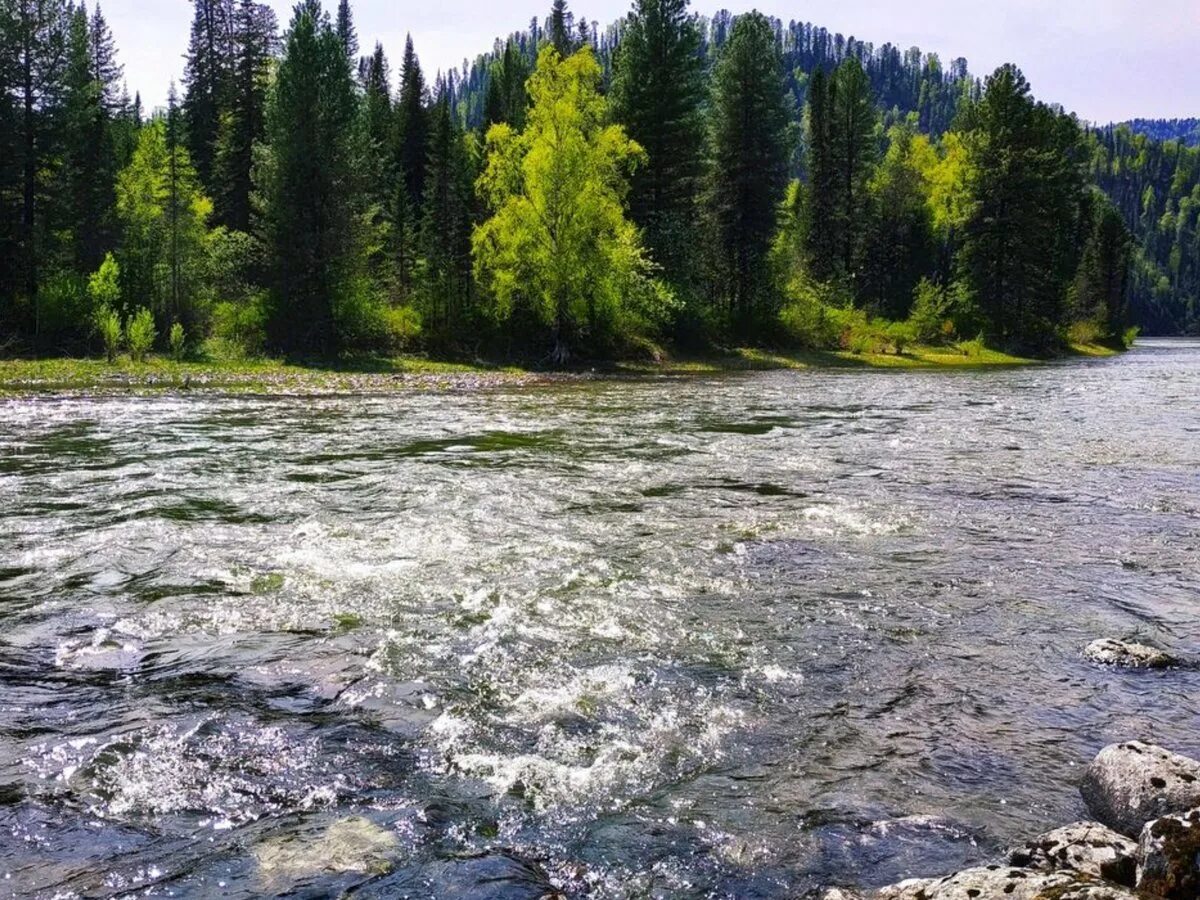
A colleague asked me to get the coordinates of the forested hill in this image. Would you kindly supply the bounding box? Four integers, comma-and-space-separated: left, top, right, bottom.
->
1120, 119, 1200, 148
456, 10, 1198, 336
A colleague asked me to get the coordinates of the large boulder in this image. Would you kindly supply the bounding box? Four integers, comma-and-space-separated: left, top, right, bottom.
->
873, 866, 1137, 899
1007, 821, 1137, 885
1137, 807, 1200, 899
1082, 639, 1177, 669
1081, 742, 1200, 836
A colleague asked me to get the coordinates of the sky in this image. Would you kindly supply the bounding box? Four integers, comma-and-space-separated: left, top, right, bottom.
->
104, 0, 1199, 124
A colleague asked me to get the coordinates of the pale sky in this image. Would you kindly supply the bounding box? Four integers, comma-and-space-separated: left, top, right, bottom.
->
104, 0, 1198, 124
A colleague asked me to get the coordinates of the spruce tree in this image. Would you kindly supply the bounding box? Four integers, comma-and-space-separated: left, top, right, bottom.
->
88, 4, 122, 114
392, 35, 428, 297
1075, 195, 1132, 343
335, 0, 358, 69
829, 58, 878, 284
182, 0, 233, 192
212, 0, 276, 231
610, 0, 706, 287
705, 11, 792, 337
548, 0, 574, 57
259, 0, 361, 354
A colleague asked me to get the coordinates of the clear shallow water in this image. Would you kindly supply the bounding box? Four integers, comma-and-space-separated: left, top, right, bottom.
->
2, 339, 1199, 898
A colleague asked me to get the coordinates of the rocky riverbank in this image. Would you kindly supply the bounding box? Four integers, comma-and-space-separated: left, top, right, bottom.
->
823, 640, 1198, 899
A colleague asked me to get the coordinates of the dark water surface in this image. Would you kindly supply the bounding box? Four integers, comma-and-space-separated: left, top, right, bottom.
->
2, 339, 1199, 898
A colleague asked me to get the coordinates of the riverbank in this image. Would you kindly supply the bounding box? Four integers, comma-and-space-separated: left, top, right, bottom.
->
0, 342, 1120, 395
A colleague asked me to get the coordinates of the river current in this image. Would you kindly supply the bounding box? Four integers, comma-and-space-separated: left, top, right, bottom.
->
2, 339, 1198, 898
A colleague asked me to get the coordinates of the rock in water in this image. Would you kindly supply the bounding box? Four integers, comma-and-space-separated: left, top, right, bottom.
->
874, 866, 1138, 899
1082, 639, 1176, 669
254, 817, 399, 881
1081, 743, 1200, 836
1007, 821, 1138, 885
1137, 807, 1200, 899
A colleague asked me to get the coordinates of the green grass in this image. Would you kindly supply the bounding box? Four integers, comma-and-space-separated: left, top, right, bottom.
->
0, 340, 1123, 395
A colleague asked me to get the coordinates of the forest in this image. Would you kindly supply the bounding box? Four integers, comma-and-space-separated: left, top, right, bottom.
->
0, 0, 1196, 365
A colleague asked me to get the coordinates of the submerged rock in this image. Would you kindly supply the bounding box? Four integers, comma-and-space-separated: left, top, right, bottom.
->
1137, 807, 1200, 898
874, 866, 1138, 899
254, 816, 399, 881
1080, 742, 1200, 837
1082, 639, 1177, 669
1007, 821, 1137, 885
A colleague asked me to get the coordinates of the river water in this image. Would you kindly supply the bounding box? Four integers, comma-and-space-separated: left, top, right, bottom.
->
2, 339, 1198, 898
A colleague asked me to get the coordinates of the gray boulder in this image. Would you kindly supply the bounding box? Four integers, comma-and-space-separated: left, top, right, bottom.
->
1082, 639, 1176, 669
1007, 821, 1137, 885
872, 866, 1137, 899
1080, 742, 1200, 836
1137, 807, 1200, 899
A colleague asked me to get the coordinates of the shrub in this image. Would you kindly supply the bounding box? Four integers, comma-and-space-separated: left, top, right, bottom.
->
1121, 326, 1140, 349
1067, 319, 1103, 346
779, 295, 839, 349
169, 322, 186, 360
88, 254, 122, 311
211, 294, 268, 357
957, 336, 987, 358
909, 278, 954, 344
127, 308, 157, 362
887, 320, 917, 355
94, 306, 123, 362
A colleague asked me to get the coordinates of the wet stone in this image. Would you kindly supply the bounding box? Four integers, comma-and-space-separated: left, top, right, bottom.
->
1006, 821, 1138, 885
1137, 806, 1200, 899
355, 851, 561, 899
1083, 638, 1178, 669
874, 866, 1139, 899
253, 816, 400, 881
1080, 742, 1200, 837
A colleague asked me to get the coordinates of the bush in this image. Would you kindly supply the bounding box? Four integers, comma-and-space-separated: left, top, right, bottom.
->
779, 295, 839, 349
909, 278, 954, 344
1121, 326, 1140, 349
94, 306, 123, 362
127, 308, 157, 362
957, 336, 987, 358
38, 271, 89, 340
88, 254, 122, 311
211, 294, 268, 357
169, 322, 186, 360
887, 320, 917, 355
1067, 319, 1103, 346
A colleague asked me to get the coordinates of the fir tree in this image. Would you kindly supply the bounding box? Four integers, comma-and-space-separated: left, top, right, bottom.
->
705, 12, 792, 336
610, 0, 706, 288
182, 0, 233, 191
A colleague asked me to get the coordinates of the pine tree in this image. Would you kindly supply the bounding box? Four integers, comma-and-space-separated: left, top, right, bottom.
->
548, 0, 574, 57
829, 58, 878, 284
88, 4, 122, 114
211, 0, 276, 231
610, 0, 706, 287
335, 0, 357, 69
392, 35, 428, 297
420, 90, 475, 344
259, 0, 361, 354
61, 3, 119, 273
956, 65, 1087, 351
1074, 194, 1132, 343
803, 67, 841, 284
182, 0, 233, 192
705, 11, 792, 336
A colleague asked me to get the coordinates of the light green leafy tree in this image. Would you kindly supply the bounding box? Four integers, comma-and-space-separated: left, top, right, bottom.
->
473, 46, 658, 363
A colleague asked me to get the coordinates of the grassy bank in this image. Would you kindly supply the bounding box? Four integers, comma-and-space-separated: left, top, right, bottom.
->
0, 342, 1122, 395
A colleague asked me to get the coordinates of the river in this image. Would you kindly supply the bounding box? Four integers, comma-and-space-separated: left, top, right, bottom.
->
2, 339, 1198, 898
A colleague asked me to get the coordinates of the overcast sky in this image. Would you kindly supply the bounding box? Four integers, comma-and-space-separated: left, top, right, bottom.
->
104, 0, 1198, 124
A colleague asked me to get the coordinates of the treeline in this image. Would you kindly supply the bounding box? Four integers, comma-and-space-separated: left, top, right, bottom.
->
0, 0, 1148, 363
1092, 126, 1200, 334
1120, 119, 1200, 149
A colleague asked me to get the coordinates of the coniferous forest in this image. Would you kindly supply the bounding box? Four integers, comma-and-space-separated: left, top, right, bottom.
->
1, 0, 1197, 365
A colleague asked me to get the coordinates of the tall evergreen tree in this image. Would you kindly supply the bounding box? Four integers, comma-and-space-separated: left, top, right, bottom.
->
61, 2, 119, 273
1074, 194, 1132, 343
392, 35, 428, 297
548, 0, 574, 57
609, 0, 706, 287
182, 0, 233, 192
705, 11, 792, 336
829, 57, 878, 284
8, 0, 70, 325
259, 0, 361, 354
211, 0, 276, 231
420, 89, 475, 344
335, 0, 357, 68
87, 4, 121, 114
803, 66, 841, 285
957, 65, 1087, 351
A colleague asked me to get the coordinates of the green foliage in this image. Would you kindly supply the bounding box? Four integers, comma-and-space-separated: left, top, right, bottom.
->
473, 47, 656, 362
211, 294, 269, 357
94, 305, 123, 362
127, 307, 157, 361
88, 254, 122, 311
610, 0, 706, 287
169, 322, 187, 360
706, 12, 793, 338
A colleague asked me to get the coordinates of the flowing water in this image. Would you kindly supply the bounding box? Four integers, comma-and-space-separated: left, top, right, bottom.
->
2, 339, 1199, 899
